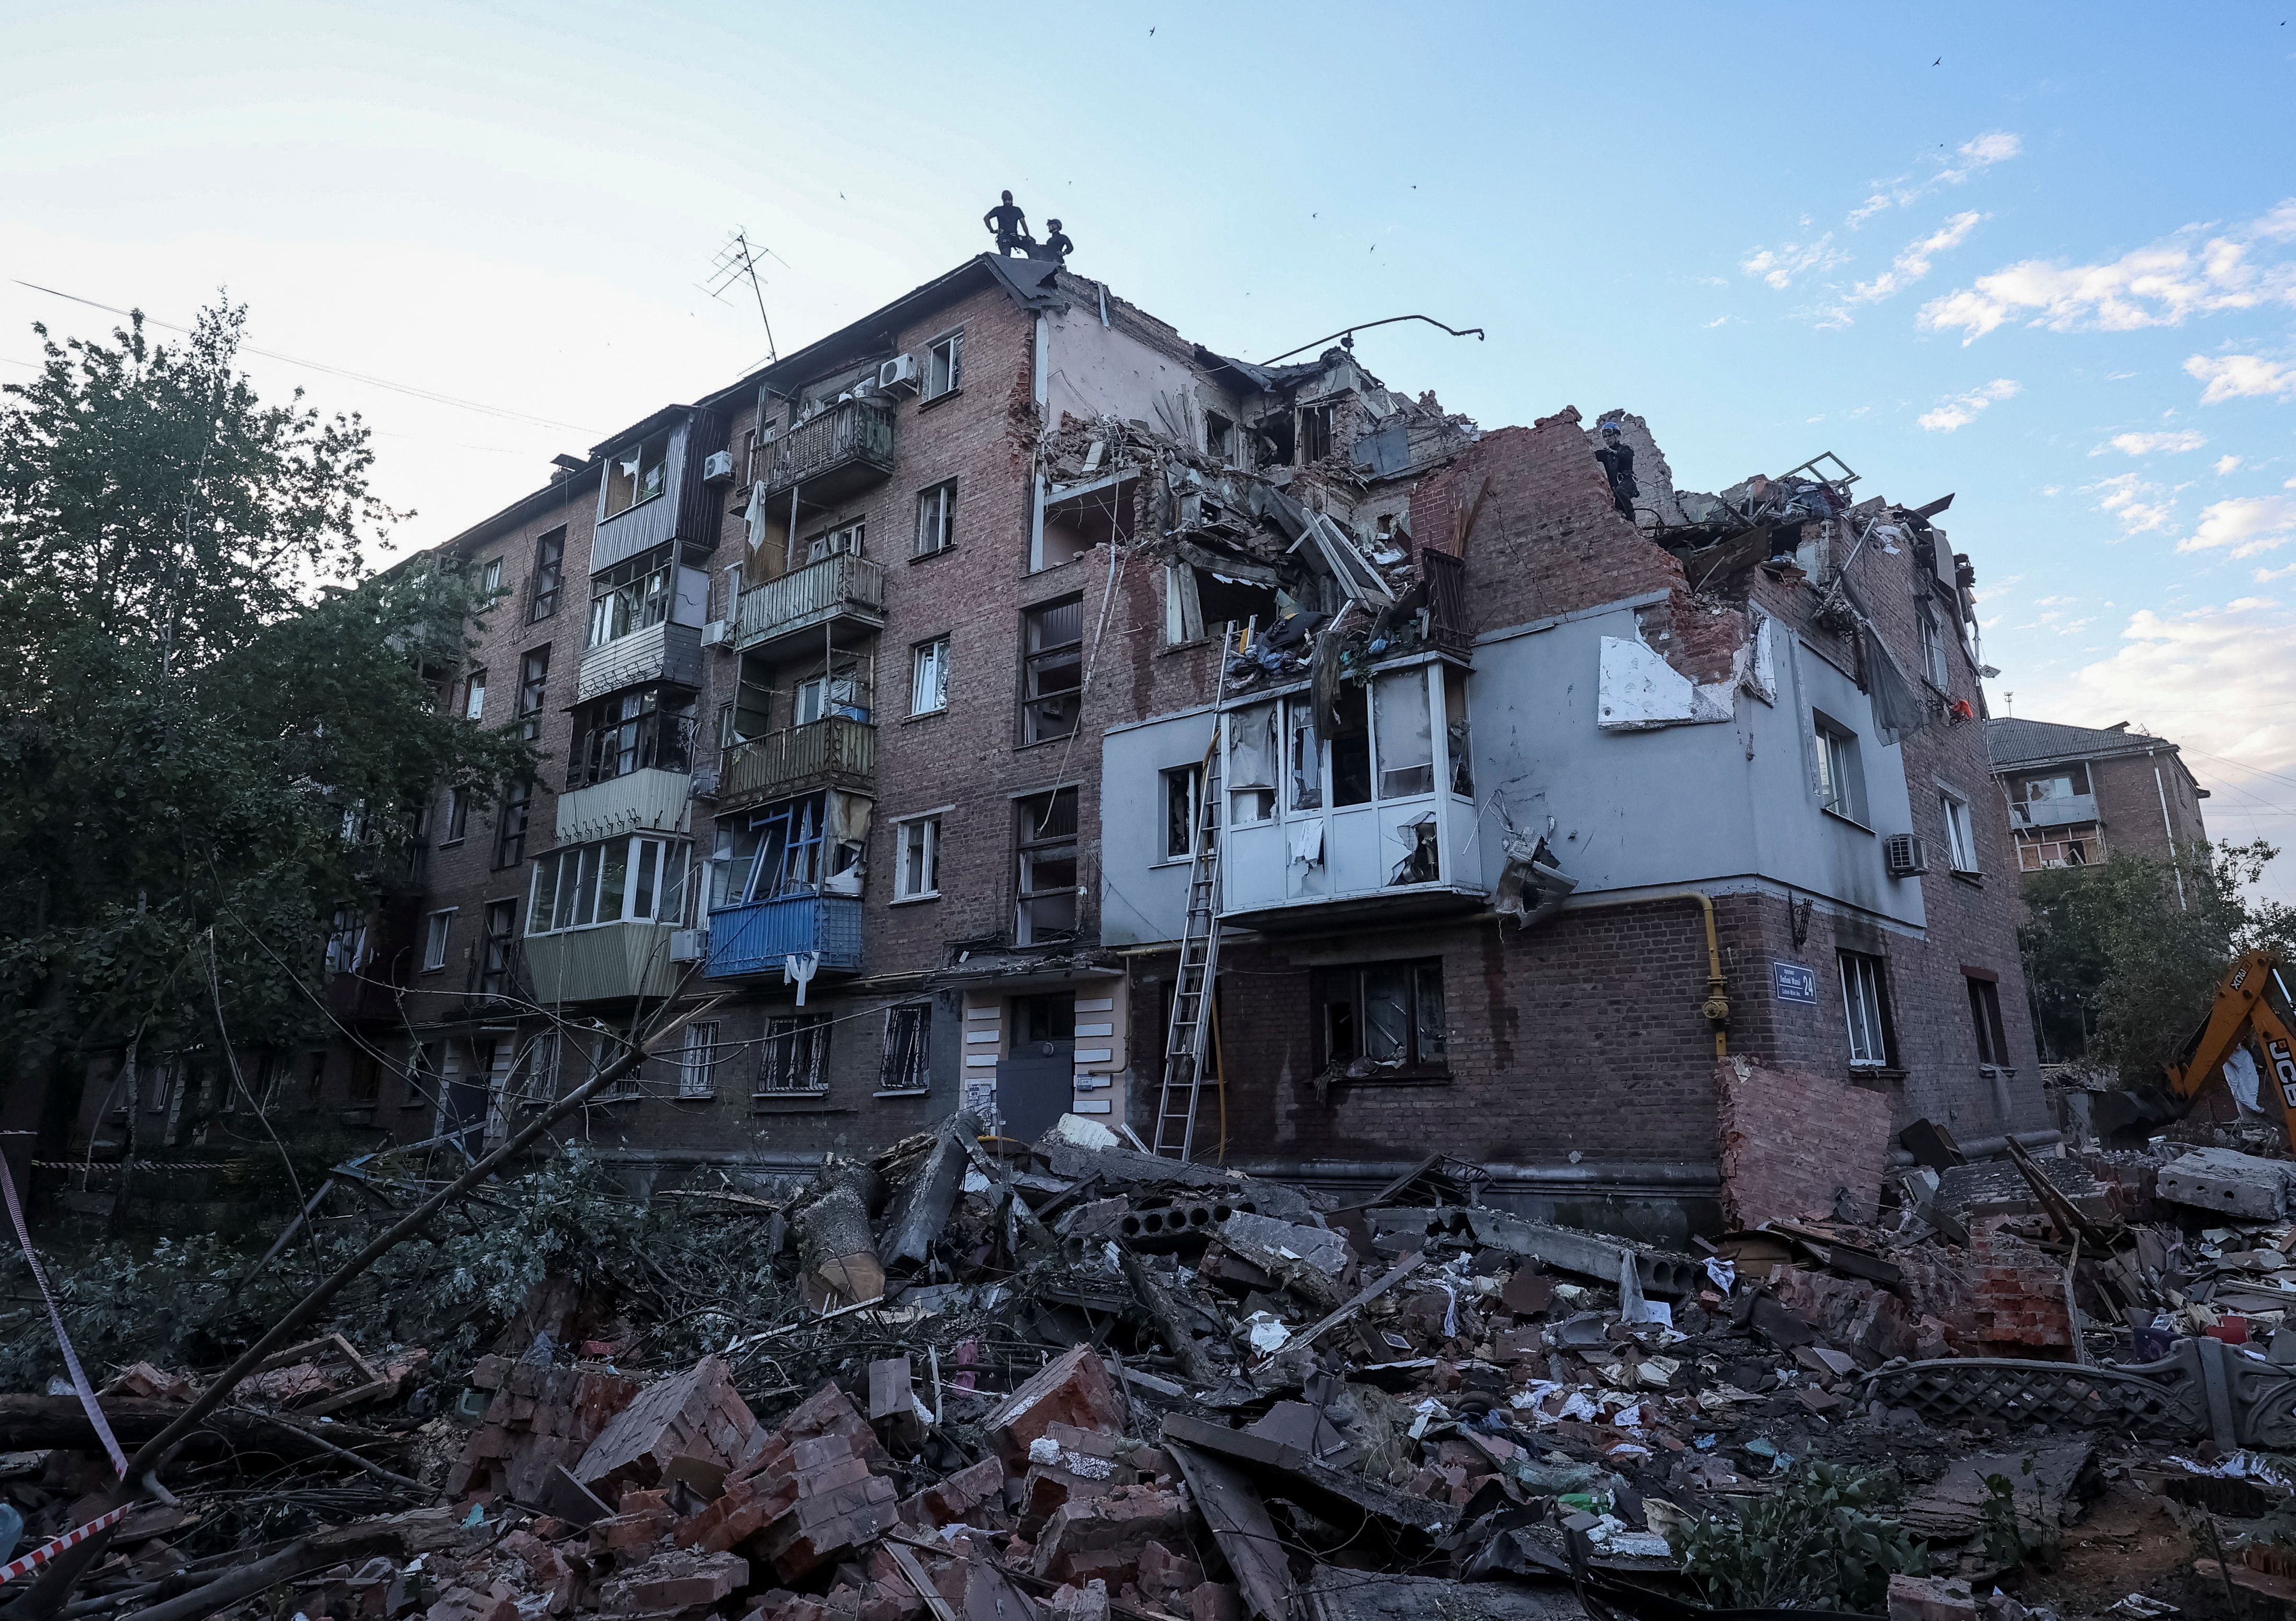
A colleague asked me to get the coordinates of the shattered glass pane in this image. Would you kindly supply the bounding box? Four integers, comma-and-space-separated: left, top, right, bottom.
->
1375, 671, 1434, 798
1363, 964, 1410, 1063
1288, 699, 1322, 810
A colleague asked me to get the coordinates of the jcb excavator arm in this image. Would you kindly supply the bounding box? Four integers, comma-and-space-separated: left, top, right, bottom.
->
2163, 948, 2296, 1153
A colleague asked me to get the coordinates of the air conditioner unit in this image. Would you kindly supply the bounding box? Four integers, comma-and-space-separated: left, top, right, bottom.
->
878, 354, 922, 396
669, 928, 708, 964
1884, 834, 1930, 879
699, 619, 732, 649
700, 449, 734, 482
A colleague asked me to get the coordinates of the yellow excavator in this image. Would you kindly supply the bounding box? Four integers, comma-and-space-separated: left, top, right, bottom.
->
2104, 949, 2296, 1149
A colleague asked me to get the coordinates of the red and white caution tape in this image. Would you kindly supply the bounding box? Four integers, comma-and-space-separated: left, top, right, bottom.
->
0, 1504, 132, 1584
0, 1154, 127, 1477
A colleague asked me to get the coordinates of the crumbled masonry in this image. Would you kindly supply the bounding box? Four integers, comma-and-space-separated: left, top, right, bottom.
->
11, 1117, 2296, 1621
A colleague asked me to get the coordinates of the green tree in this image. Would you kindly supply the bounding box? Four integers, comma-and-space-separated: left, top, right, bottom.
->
0, 301, 531, 1164
2020, 839, 2296, 1086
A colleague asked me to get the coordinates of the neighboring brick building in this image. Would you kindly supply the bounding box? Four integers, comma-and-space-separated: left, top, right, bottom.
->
1986, 717, 2209, 871
71, 248, 2054, 1237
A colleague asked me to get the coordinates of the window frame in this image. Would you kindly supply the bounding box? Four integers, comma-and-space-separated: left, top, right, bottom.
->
1161, 763, 1203, 863
463, 667, 488, 721
1021, 595, 1086, 745
1839, 949, 1897, 1069
804, 517, 866, 565
1015, 788, 1081, 946
1310, 958, 1449, 1079
600, 428, 672, 521
677, 1021, 720, 1099
479, 556, 504, 596
517, 648, 550, 742
587, 544, 675, 650
442, 786, 470, 845
923, 329, 964, 401
1813, 712, 1868, 825
477, 899, 518, 993
915, 480, 957, 556
1298, 402, 1335, 463
526, 836, 691, 936
1916, 599, 1951, 691
405, 1040, 442, 1109
756, 1014, 831, 1097
567, 684, 697, 790
421, 909, 455, 973
1967, 974, 2011, 1068
877, 1004, 932, 1095
894, 813, 942, 903
529, 529, 566, 622
910, 635, 951, 716
1940, 789, 1979, 874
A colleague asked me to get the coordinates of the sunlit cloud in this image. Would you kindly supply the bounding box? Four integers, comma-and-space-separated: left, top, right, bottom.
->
1918, 377, 2020, 432
2090, 429, 2208, 456
2176, 494, 2296, 557
2185, 352, 2296, 402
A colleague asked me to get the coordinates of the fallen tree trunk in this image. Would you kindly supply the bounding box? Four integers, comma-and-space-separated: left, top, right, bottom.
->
116, 1522, 406, 1621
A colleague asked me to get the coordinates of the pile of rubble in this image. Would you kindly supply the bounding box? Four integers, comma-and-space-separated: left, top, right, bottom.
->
15, 1116, 2296, 1620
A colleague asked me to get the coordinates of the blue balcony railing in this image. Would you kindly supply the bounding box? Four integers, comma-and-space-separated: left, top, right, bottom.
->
705, 894, 863, 978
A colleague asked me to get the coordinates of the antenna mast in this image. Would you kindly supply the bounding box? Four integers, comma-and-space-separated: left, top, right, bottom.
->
705, 228, 780, 363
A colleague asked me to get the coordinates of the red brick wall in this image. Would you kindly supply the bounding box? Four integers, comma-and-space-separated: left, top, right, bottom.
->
1715, 1055, 1892, 1225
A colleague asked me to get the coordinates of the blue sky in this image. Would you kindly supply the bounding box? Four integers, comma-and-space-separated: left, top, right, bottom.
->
6, 2, 2295, 891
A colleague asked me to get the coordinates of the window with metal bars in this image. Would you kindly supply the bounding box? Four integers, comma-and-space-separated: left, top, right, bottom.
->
756, 1016, 830, 1095
877, 1005, 931, 1094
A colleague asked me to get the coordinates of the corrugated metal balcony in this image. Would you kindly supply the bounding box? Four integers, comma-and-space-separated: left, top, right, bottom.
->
758, 398, 895, 507
2012, 792, 2101, 831
734, 553, 886, 661
716, 717, 876, 814
705, 894, 863, 978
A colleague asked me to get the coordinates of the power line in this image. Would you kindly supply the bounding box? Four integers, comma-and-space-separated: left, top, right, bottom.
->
9, 278, 604, 436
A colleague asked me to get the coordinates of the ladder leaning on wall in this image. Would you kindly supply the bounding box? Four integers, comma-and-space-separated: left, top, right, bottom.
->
1152, 623, 1243, 1161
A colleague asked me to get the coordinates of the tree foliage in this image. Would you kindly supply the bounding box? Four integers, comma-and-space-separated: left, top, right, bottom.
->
2020, 839, 2296, 1084
0, 302, 531, 1124
1670, 1459, 1926, 1612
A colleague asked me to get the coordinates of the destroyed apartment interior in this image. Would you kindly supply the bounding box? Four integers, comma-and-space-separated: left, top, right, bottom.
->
11, 244, 2296, 1621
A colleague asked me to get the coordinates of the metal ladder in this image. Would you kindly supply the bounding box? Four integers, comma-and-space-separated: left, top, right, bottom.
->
1153, 624, 1241, 1161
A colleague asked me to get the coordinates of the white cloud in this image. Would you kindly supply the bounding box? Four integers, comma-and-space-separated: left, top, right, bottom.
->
1702, 315, 1731, 329
2087, 471, 2177, 534
2035, 595, 2079, 607
2255, 562, 2296, 582
1919, 199, 2296, 342
1918, 377, 2020, 432
1846, 132, 2022, 227
2185, 352, 2296, 402
2218, 454, 2245, 475
1741, 235, 1848, 290
1820, 212, 1985, 324
2176, 494, 2296, 557
2090, 429, 2209, 456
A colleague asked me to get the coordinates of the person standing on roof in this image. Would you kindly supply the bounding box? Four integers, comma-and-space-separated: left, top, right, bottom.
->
984, 191, 1030, 256
1594, 419, 1638, 518
1039, 219, 1074, 262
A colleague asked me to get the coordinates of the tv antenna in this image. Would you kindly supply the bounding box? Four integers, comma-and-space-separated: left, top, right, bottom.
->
704, 228, 783, 363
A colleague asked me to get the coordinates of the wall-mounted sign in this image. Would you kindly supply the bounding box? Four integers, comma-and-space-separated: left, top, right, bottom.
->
1772, 961, 1820, 1005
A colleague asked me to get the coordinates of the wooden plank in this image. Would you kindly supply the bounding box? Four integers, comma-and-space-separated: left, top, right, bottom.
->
885, 1540, 958, 1621
1166, 1442, 1294, 1621
1292, 1252, 1424, 1351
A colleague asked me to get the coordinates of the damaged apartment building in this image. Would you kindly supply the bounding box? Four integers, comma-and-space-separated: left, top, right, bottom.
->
76, 250, 2052, 1237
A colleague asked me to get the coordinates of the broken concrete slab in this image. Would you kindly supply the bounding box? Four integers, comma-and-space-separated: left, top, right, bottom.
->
1897, 1440, 2101, 1542
2157, 1147, 2294, 1220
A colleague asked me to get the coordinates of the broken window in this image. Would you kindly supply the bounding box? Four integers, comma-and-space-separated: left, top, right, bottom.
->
722, 659, 772, 745
1162, 764, 1202, 861
1330, 683, 1373, 807
712, 791, 857, 907
528, 835, 690, 932
1163, 563, 1204, 646
463, 667, 487, 722
915, 480, 956, 556
1288, 700, 1322, 811
1228, 704, 1277, 824
442, 787, 470, 844
568, 684, 696, 788
1814, 713, 1867, 824
588, 544, 674, 648
794, 661, 871, 725
1253, 411, 1294, 469
406, 1041, 443, 1109
1016, 788, 1080, 945
1917, 600, 1951, 691
1204, 411, 1235, 464
1038, 475, 1134, 571
601, 428, 671, 520
804, 517, 865, 564
757, 1015, 830, 1095
1840, 950, 1896, 1068
1388, 813, 1440, 886
878, 1005, 931, 1094
477, 900, 517, 994
517, 648, 549, 742
1374, 670, 1435, 798
1940, 790, 1978, 873
529, 529, 565, 622
423, 908, 454, 972
1299, 402, 1334, 464
1022, 597, 1085, 743
1444, 666, 1474, 798
2021, 767, 2088, 801
677, 1022, 719, 1099
494, 780, 531, 869
1314, 959, 1447, 1075
924, 330, 963, 400
1967, 975, 2010, 1068
895, 814, 940, 901
479, 556, 503, 595
911, 636, 951, 715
